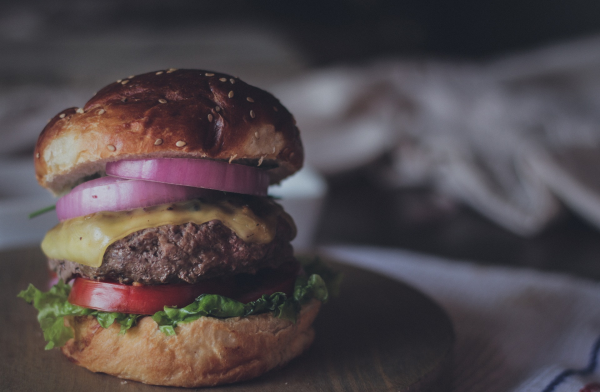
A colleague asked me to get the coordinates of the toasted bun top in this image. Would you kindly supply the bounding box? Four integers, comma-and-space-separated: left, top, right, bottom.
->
35, 69, 303, 194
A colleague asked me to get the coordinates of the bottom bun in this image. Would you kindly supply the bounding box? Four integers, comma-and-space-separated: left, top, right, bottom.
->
61, 300, 321, 387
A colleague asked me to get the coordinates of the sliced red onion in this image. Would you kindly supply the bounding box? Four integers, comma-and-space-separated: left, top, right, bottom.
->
56, 176, 211, 221
106, 158, 269, 196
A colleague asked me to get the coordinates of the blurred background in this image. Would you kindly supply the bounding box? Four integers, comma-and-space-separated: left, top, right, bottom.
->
4, 0, 600, 278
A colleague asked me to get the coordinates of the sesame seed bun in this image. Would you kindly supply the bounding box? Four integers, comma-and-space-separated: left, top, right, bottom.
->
34, 69, 304, 195
61, 300, 320, 387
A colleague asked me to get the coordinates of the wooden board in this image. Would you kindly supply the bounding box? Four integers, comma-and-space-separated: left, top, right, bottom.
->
0, 247, 454, 391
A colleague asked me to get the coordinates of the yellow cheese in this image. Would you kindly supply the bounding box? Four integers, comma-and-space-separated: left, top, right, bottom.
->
41, 199, 282, 268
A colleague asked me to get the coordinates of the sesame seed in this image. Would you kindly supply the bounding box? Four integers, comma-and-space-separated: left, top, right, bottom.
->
154, 139, 163, 146
121, 97, 127, 102
205, 73, 214, 77
156, 71, 164, 75
228, 91, 234, 98
116, 79, 122, 83
254, 132, 259, 138
230, 78, 235, 84
272, 147, 276, 153
250, 110, 255, 118
36, 153, 40, 158
258, 156, 264, 167
98, 109, 105, 115
208, 114, 213, 122
215, 106, 221, 112
229, 154, 238, 164
121, 80, 129, 85
167, 68, 177, 73
76, 108, 84, 114
59, 113, 66, 119
219, 78, 227, 82
107, 144, 116, 152
176, 141, 186, 147
47, 119, 51, 123
273, 106, 278, 112
128, 75, 135, 79
246, 97, 254, 102
158, 99, 167, 104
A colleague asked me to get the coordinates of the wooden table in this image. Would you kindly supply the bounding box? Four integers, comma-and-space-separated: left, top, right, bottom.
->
317, 172, 600, 281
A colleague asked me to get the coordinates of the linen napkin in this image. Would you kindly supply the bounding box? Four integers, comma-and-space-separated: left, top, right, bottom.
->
273, 35, 600, 236
321, 245, 600, 392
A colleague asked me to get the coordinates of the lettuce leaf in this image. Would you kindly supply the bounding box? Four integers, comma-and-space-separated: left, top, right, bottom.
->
28, 205, 56, 219
300, 256, 343, 298
18, 258, 341, 350
18, 281, 141, 349
151, 292, 300, 334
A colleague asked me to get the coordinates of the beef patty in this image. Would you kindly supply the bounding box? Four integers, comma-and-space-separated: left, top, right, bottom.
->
49, 217, 295, 285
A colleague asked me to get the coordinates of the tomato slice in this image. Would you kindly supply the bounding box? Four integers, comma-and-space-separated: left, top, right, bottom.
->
68, 263, 300, 315
68, 278, 236, 315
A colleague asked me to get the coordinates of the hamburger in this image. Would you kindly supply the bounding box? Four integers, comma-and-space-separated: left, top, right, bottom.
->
19, 69, 338, 387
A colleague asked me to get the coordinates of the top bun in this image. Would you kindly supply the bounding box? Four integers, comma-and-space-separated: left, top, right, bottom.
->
34, 69, 303, 195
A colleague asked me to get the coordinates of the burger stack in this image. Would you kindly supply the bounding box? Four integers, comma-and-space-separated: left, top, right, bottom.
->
19, 69, 336, 387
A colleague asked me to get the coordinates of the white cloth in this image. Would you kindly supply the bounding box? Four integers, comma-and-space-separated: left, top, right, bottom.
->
322, 245, 600, 392
273, 36, 600, 236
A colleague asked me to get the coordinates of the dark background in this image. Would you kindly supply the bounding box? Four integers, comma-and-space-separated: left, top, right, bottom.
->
3, 0, 600, 279
3, 0, 600, 63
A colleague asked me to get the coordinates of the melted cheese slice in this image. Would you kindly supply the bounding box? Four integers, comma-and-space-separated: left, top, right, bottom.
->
41, 199, 280, 268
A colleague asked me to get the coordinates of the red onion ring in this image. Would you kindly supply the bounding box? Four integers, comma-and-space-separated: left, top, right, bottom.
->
106, 158, 269, 196
56, 176, 211, 221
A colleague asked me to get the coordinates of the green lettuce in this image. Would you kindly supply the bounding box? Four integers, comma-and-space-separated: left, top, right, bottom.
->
17, 281, 141, 349
151, 292, 299, 335
18, 258, 340, 350
28, 205, 56, 219
299, 256, 343, 298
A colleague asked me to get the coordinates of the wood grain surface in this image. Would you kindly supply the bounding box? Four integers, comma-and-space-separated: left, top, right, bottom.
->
0, 247, 454, 391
